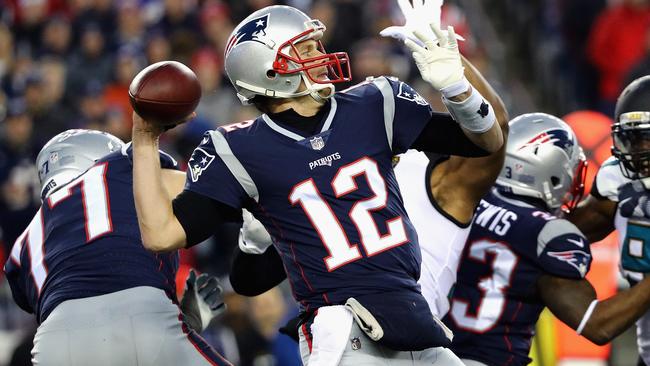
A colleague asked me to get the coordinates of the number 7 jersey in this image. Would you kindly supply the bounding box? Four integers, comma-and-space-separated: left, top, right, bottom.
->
185, 77, 434, 310
3, 147, 180, 323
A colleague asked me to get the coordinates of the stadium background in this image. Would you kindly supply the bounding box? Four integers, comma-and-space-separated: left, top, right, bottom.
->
0, 0, 648, 364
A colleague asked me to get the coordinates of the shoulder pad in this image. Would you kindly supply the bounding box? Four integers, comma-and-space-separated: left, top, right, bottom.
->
595, 157, 629, 201
537, 218, 591, 278
537, 219, 585, 256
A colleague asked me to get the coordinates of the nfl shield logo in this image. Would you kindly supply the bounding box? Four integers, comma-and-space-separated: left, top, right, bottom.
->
310, 136, 325, 150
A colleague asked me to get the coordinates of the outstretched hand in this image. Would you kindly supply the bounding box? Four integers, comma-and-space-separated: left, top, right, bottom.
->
379, 0, 464, 46
404, 23, 465, 92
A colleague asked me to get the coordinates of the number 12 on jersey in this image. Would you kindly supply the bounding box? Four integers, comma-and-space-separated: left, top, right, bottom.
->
289, 157, 408, 271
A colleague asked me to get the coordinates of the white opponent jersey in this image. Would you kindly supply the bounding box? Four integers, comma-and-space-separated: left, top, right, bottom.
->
592, 156, 648, 282
593, 156, 650, 364
394, 150, 472, 317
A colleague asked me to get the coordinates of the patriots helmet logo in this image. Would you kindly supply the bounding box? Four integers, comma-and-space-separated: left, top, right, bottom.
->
188, 148, 215, 182
518, 128, 575, 156
547, 250, 591, 277
225, 14, 270, 56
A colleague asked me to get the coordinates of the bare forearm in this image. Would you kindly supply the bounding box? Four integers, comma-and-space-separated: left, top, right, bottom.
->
461, 55, 509, 127
132, 132, 186, 251
540, 274, 650, 345
584, 277, 650, 344
451, 56, 507, 153
567, 196, 616, 243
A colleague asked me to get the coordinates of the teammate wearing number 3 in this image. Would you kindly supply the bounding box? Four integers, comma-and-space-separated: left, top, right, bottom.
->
443, 114, 650, 366
132, 4, 504, 365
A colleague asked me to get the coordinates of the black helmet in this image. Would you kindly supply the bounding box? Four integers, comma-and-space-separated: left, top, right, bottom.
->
612, 75, 650, 178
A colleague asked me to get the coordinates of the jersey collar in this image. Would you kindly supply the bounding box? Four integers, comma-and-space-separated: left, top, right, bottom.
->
261, 97, 338, 141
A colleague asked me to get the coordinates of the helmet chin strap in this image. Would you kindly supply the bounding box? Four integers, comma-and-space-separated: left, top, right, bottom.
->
235, 72, 335, 104
300, 73, 334, 103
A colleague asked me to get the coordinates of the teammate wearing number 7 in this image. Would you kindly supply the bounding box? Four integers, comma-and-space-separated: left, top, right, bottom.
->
443, 114, 650, 366
132, 4, 505, 365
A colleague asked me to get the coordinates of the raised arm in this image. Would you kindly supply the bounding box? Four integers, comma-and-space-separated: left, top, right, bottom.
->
131, 112, 188, 251
538, 274, 650, 345
428, 55, 509, 223
405, 25, 504, 153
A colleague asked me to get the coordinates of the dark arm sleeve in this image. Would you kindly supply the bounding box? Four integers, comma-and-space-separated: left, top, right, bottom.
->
229, 246, 287, 296
409, 112, 490, 157
172, 190, 243, 247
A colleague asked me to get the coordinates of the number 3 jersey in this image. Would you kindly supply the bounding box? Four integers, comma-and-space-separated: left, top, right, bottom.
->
186, 77, 434, 310
3, 146, 180, 323
442, 189, 591, 366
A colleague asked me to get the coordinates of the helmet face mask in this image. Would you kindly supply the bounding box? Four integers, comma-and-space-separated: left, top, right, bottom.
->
612, 112, 650, 179
562, 156, 587, 213
273, 21, 351, 86
496, 113, 586, 214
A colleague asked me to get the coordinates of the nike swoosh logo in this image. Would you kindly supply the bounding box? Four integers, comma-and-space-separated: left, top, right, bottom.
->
567, 238, 585, 248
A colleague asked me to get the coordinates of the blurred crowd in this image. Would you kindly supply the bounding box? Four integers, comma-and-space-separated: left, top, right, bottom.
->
0, 0, 649, 365
484, 0, 650, 115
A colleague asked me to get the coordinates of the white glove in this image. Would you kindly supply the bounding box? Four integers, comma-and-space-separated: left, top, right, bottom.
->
379, 0, 464, 47
238, 209, 273, 254
180, 270, 226, 332
405, 24, 466, 92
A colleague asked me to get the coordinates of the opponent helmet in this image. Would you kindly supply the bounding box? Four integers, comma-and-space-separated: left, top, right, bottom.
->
224, 5, 351, 105
496, 113, 587, 212
36, 129, 124, 199
612, 75, 650, 178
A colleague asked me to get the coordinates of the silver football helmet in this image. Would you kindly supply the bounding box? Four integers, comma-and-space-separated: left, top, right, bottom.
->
36, 129, 124, 199
496, 113, 587, 212
224, 5, 351, 105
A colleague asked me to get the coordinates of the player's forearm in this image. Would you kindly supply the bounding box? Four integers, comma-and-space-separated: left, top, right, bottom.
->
566, 197, 616, 243
583, 277, 650, 345
455, 56, 507, 153
132, 133, 186, 251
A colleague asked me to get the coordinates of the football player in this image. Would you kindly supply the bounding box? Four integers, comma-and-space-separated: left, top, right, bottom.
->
445, 113, 650, 366
131, 4, 504, 365
3, 130, 230, 366
569, 75, 650, 365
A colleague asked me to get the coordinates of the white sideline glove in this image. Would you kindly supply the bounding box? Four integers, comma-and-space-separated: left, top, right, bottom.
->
180, 270, 226, 332
379, 0, 464, 47
405, 24, 466, 92
238, 209, 273, 254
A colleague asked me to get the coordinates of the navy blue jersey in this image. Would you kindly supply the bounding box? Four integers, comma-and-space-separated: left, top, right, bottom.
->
186, 77, 432, 311
3, 146, 180, 323
443, 189, 591, 366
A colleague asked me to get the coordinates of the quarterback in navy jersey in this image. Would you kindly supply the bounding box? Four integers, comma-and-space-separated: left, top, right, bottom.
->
132, 4, 504, 364
4, 130, 230, 366
446, 114, 650, 366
